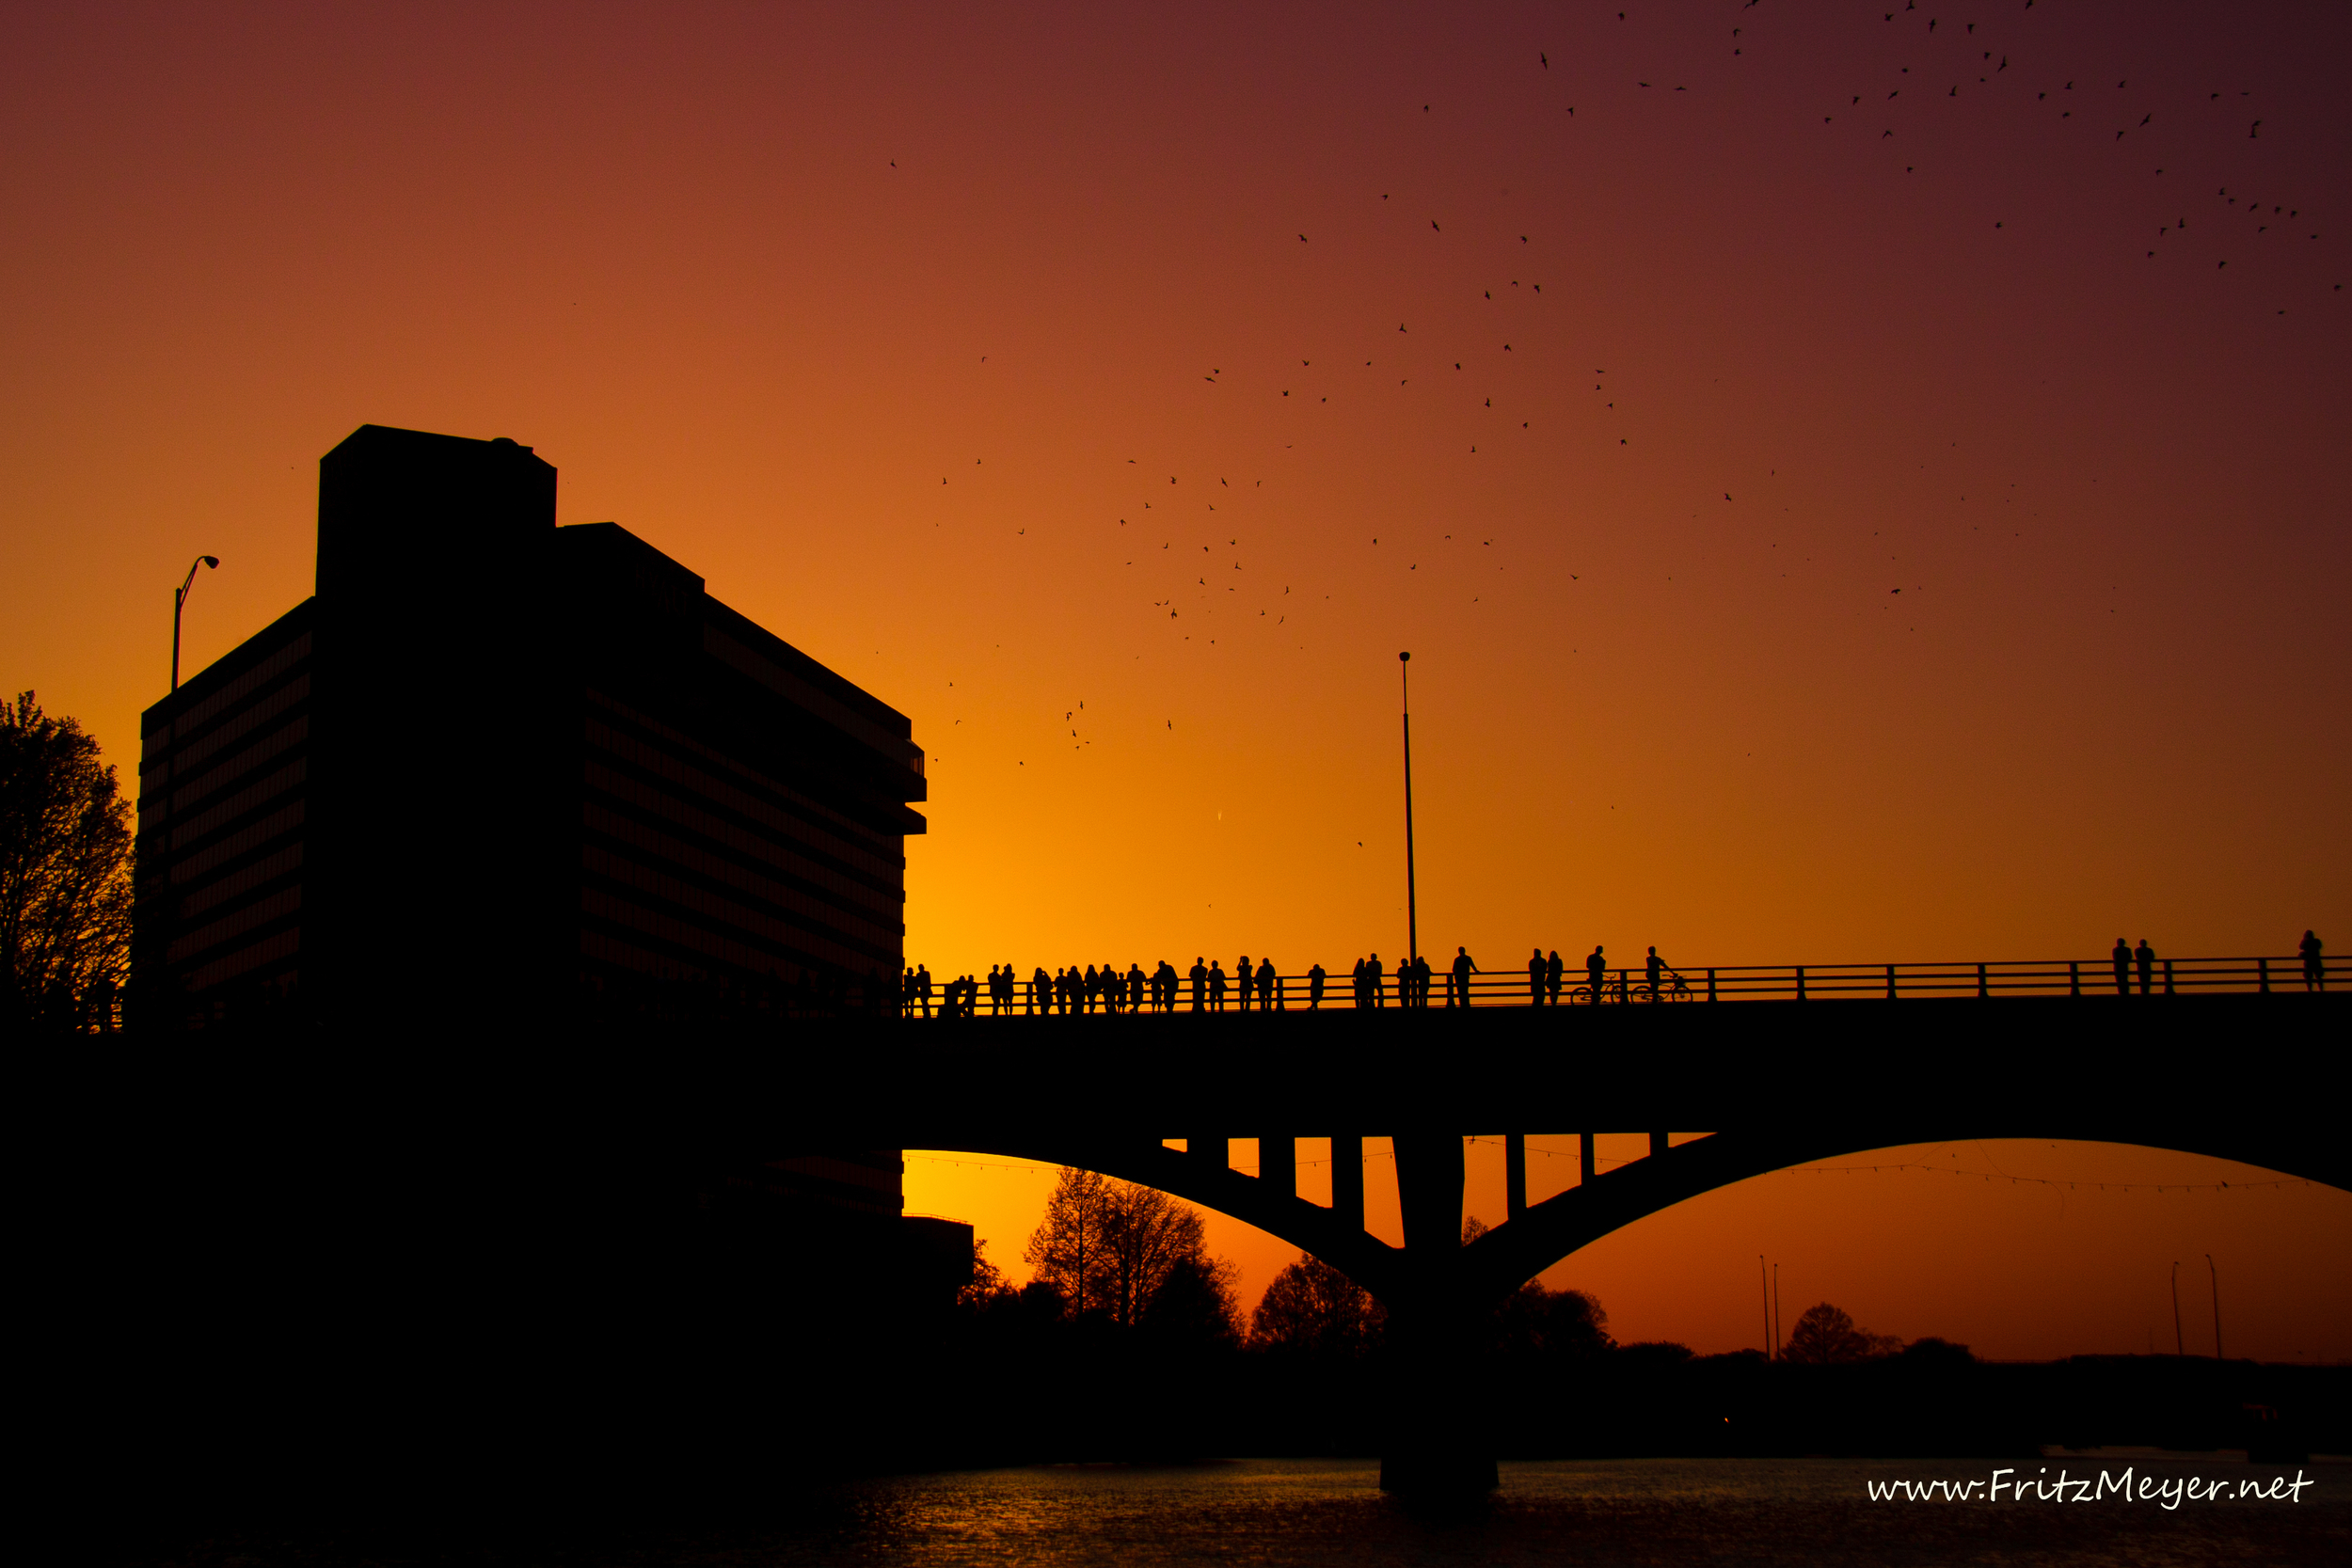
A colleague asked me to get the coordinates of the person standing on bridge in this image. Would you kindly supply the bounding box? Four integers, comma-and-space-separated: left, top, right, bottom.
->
1210, 959, 1230, 1010
1190, 957, 1207, 1010
2112, 937, 2132, 996
1310, 961, 1327, 1008
1367, 953, 1385, 1006
1128, 963, 1146, 1011
1030, 965, 1049, 1014
1586, 945, 1607, 1003
1528, 948, 1547, 1006
1646, 945, 1666, 998
1235, 956, 1253, 1011
2302, 930, 2326, 991
1547, 949, 1565, 1006
1258, 956, 1277, 1009
1453, 947, 1478, 1006
2135, 939, 2156, 996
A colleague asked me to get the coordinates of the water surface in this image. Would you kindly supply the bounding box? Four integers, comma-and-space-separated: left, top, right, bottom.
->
153, 1454, 2349, 1568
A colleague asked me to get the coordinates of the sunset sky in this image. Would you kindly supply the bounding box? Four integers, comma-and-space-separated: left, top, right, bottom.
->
7, 3, 2344, 1358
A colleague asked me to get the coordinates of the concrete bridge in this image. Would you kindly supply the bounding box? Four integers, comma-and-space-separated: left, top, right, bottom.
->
759, 988, 2348, 1495
82, 984, 2346, 1500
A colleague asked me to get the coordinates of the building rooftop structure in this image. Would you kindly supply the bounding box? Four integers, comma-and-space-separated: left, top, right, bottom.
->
133, 423, 927, 1029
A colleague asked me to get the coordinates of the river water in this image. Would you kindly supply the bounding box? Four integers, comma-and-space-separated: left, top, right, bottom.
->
146, 1454, 2347, 1567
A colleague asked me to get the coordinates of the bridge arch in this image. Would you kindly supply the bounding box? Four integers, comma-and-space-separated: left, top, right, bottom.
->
919, 1130, 2350, 1317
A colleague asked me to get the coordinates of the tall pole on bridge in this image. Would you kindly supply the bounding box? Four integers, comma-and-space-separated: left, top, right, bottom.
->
2170, 1261, 2185, 1357
1400, 651, 1418, 964
2206, 1254, 2223, 1360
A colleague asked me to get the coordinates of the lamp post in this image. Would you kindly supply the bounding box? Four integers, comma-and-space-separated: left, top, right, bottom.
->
172, 555, 220, 691
2170, 1261, 2185, 1356
2206, 1254, 2222, 1360
1399, 651, 1417, 964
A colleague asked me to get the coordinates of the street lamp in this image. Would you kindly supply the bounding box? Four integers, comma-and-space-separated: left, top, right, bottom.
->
2170, 1261, 2185, 1357
2206, 1255, 2222, 1360
172, 555, 220, 691
1399, 651, 1417, 965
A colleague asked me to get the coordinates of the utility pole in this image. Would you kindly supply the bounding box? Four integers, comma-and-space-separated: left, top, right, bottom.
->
1772, 1261, 1782, 1359
2206, 1254, 2222, 1360
2170, 1261, 2185, 1356
1759, 1255, 1772, 1359
1399, 651, 1417, 964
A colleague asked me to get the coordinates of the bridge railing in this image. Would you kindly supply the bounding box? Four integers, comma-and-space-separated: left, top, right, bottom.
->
916, 953, 2340, 1015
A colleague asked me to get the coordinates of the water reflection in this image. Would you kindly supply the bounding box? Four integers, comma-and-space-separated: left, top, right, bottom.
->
156, 1456, 2346, 1567
675, 1456, 2344, 1568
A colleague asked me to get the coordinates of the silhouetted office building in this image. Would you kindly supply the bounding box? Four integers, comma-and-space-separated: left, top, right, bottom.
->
132, 423, 927, 1025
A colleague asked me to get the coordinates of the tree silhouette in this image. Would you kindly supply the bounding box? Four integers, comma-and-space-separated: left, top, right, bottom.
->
1099, 1181, 1209, 1327
1024, 1167, 1114, 1313
1493, 1281, 1614, 1362
1248, 1252, 1386, 1357
1781, 1302, 1902, 1364
1023, 1168, 1226, 1326
1, 692, 131, 1033
1139, 1253, 1244, 1350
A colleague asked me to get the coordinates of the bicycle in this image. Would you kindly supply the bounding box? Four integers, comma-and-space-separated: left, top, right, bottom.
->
1634, 970, 1695, 1004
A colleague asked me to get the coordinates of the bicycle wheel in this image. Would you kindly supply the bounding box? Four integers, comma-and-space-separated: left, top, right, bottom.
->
1569, 986, 1594, 1005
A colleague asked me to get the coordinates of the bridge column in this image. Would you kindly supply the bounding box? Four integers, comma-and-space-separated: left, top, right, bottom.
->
1650, 1132, 1669, 1159
1580, 1132, 1596, 1184
1505, 1133, 1527, 1220
1260, 1136, 1295, 1198
1380, 1133, 1498, 1498
1330, 1136, 1363, 1230
1191, 1135, 1225, 1172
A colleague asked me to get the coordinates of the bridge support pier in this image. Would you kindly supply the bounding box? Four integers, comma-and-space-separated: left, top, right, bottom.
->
1261, 1135, 1295, 1197
1379, 1133, 1499, 1499
1331, 1135, 1363, 1230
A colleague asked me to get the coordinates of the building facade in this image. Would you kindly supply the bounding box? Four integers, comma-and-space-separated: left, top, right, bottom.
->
133, 423, 926, 1026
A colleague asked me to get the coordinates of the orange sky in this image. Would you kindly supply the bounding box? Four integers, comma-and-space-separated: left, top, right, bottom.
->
6, 4, 2344, 1359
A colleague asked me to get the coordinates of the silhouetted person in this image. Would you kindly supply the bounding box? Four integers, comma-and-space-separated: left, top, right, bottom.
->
1547, 949, 1565, 1005
1257, 957, 1277, 1008
1190, 957, 1207, 1010
1586, 945, 1606, 1002
1156, 958, 1179, 1009
2112, 937, 2131, 996
2302, 930, 2326, 991
1646, 945, 1665, 997
1031, 965, 1050, 1014
1309, 961, 1327, 1008
916, 963, 933, 1018
1452, 946, 1477, 1006
1367, 953, 1386, 1006
2135, 939, 2155, 995
1210, 960, 1229, 1010
1528, 947, 1546, 1005
1129, 963, 1146, 1010
1236, 956, 1253, 1011
1351, 957, 1367, 1006
901, 966, 916, 1017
